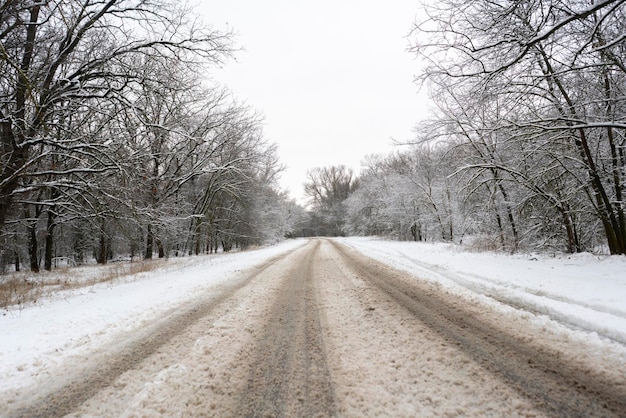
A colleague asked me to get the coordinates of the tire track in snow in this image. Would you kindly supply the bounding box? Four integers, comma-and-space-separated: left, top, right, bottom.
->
342, 239, 626, 331
236, 239, 336, 417
6, 250, 294, 418
393, 251, 626, 344
331, 240, 626, 417
316, 239, 544, 416
8, 239, 625, 416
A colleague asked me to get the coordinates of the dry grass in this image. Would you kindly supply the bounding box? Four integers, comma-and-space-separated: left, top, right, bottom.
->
0, 259, 169, 310
464, 234, 505, 253
0, 274, 45, 309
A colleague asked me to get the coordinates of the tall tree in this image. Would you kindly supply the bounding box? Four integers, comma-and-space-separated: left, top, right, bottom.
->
0, 0, 232, 232
305, 165, 358, 236
410, 0, 626, 253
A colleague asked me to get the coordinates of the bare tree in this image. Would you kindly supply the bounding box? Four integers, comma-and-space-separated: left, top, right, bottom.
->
304, 165, 358, 236
410, 0, 626, 253
0, 0, 232, 233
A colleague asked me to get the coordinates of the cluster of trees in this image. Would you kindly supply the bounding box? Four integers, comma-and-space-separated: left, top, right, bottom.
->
0, 1, 298, 272
302, 166, 358, 236
309, 0, 626, 255
344, 150, 456, 244
4, 1, 622, 272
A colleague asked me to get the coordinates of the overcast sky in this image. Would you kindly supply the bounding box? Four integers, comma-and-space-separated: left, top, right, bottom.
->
197, 1, 429, 202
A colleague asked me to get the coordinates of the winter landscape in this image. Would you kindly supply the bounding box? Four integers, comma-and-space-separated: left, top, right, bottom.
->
1, 237, 625, 416
1, 0, 626, 416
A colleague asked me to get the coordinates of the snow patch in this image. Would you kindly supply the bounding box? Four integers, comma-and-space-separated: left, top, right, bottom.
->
338, 237, 626, 346
0, 239, 306, 399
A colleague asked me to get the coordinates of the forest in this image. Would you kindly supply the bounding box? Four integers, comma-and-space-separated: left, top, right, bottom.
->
0, 0, 305, 273
306, 0, 626, 255
1, 0, 625, 275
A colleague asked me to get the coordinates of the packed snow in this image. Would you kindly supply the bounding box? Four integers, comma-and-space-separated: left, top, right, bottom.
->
1, 236, 625, 409
0, 240, 306, 396
338, 237, 626, 346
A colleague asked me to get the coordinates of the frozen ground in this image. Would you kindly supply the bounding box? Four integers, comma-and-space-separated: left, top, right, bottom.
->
1, 236, 625, 415
338, 237, 626, 345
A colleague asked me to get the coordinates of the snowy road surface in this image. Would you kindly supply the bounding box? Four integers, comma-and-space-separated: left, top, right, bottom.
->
2, 239, 626, 416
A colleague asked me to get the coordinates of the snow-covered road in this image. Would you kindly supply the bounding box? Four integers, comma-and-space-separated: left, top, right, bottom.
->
337, 237, 626, 346
1, 238, 625, 416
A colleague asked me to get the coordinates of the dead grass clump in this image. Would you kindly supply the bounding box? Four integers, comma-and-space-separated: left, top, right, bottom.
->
0, 258, 170, 310
128, 259, 168, 275
463, 234, 505, 253
0, 276, 44, 309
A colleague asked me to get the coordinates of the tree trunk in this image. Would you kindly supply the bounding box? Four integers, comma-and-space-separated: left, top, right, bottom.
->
27, 215, 39, 273
410, 223, 418, 241
97, 229, 107, 265
0, 5, 41, 232
602, 63, 626, 253
145, 224, 153, 259
495, 177, 519, 252
44, 209, 56, 271
560, 203, 580, 254
494, 208, 505, 251
157, 237, 165, 258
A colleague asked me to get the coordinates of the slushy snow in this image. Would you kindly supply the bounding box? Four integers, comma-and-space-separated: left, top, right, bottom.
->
1, 237, 625, 403
338, 237, 626, 345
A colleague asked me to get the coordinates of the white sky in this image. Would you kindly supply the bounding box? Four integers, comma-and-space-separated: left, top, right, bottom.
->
197, 1, 429, 202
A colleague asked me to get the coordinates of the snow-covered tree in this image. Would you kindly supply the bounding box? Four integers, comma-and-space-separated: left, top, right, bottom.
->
304, 165, 358, 236
410, 0, 626, 253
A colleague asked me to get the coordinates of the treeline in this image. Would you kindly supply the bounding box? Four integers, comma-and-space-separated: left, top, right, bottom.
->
0, 1, 298, 272
307, 1, 626, 255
